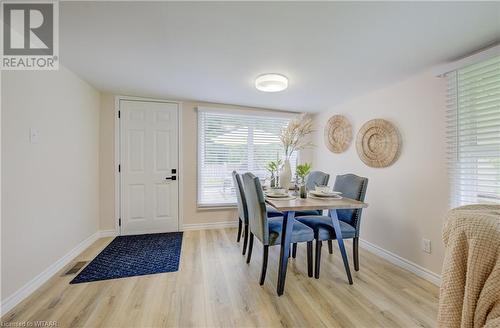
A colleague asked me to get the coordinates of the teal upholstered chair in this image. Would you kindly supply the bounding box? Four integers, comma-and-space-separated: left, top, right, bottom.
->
297, 173, 368, 277
233, 171, 282, 256
242, 172, 315, 284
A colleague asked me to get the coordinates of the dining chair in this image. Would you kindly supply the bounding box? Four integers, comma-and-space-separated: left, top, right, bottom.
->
232, 171, 282, 256
306, 171, 330, 192
242, 172, 315, 285
296, 173, 368, 277
292, 170, 331, 257
294, 171, 330, 218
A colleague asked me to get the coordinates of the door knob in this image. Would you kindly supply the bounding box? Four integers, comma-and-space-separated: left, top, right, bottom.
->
165, 176, 177, 181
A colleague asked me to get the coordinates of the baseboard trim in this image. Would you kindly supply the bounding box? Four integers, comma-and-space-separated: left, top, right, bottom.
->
182, 221, 238, 231
1, 231, 103, 316
99, 229, 118, 237
360, 239, 441, 286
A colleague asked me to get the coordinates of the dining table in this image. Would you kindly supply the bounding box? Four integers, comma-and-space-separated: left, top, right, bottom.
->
265, 195, 368, 296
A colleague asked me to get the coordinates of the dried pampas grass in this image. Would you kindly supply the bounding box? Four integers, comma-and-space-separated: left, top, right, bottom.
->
280, 113, 314, 159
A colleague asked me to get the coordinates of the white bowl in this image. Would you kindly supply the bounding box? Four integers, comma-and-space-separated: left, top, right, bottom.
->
269, 188, 286, 195
315, 186, 332, 193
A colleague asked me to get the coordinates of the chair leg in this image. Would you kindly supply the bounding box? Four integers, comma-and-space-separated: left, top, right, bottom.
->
315, 240, 322, 279
259, 245, 269, 285
292, 243, 297, 258
242, 224, 249, 255
330, 210, 353, 284
237, 218, 242, 242
353, 237, 359, 271
246, 232, 254, 264
307, 241, 313, 277
328, 240, 333, 254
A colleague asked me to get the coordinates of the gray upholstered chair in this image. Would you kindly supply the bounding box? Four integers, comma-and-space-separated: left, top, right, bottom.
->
242, 172, 315, 284
306, 171, 330, 192
295, 171, 330, 217
292, 171, 331, 256
233, 171, 282, 256
296, 174, 368, 277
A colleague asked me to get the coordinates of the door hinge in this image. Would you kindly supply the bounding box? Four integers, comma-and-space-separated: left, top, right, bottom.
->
119, 218, 121, 226
118, 164, 121, 172
118, 110, 121, 118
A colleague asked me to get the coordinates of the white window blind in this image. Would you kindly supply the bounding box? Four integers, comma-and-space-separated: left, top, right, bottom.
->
446, 55, 500, 207
198, 108, 297, 207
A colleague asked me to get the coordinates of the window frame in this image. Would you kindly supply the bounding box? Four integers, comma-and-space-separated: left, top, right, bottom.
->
196, 106, 299, 208
446, 55, 500, 207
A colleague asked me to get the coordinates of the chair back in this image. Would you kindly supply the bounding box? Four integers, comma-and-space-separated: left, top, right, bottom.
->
232, 171, 248, 224
242, 172, 269, 244
306, 171, 330, 191
332, 174, 368, 235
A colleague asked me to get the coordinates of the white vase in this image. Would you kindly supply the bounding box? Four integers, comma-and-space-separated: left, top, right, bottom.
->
279, 159, 292, 190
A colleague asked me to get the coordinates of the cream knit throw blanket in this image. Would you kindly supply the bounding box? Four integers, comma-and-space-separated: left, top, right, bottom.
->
438, 204, 500, 328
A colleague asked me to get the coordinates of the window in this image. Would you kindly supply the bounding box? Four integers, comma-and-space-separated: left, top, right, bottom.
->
198, 108, 298, 207
446, 55, 500, 207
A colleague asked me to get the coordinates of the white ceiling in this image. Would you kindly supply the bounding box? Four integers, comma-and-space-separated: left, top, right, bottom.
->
60, 2, 500, 112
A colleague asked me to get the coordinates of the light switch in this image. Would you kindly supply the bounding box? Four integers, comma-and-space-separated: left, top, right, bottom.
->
30, 128, 39, 144
421, 238, 431, 254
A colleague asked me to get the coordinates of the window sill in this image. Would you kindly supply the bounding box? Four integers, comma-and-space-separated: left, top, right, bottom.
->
197, 204, 237, 211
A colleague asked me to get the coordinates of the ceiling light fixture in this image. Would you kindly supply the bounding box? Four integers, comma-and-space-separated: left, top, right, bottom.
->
255, 73, 288, 92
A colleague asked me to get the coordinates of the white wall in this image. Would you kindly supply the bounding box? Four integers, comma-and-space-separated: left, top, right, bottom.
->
312, 71, 448, 275
99, 94, 115, 231
1, 67, 100, 302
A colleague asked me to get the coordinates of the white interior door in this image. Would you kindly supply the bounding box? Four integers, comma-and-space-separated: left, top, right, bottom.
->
120, 100, 179, 235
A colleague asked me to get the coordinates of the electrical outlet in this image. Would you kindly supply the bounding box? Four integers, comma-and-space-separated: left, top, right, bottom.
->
422, 238, 431, 254
30, 128, 40, 144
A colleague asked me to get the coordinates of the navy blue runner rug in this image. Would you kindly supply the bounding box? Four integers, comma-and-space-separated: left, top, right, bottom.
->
70, 232, 183, 284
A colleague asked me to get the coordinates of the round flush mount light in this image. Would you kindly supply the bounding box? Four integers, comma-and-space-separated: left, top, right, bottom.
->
255, 73, 288, 92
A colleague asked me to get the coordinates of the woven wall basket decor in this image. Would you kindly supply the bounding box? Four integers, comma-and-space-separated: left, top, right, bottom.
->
356, 119, 401, 168
324, 115, 352, 153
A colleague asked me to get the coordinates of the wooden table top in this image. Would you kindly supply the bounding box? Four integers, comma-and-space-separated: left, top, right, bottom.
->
265, 195, 368, 211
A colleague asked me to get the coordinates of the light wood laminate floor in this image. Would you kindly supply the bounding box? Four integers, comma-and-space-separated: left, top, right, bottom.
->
2, 229, 439, 327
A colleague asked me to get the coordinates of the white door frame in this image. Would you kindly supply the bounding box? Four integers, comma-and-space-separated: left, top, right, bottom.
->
114, 95, 183, 235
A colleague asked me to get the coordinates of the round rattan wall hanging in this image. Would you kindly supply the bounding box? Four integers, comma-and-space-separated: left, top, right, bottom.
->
324, 115, 352, 153
356, 119, 401, 168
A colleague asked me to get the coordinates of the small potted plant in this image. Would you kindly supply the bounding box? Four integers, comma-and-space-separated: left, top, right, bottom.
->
266, 159, 282, 188
296, 163, 312, 198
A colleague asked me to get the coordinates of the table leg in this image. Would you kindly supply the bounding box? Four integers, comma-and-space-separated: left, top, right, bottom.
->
329, 209, 353, 284
277, 210, 295, 296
